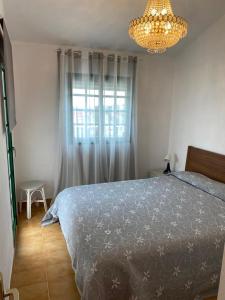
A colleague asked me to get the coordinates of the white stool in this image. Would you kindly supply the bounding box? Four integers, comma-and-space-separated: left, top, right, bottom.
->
19, 181, 47, 219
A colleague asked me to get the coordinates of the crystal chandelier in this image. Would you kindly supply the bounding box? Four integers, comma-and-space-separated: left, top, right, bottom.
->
129, 0, 188, 54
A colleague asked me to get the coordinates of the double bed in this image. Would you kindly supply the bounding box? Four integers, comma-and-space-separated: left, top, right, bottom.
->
42, 146, 225, 300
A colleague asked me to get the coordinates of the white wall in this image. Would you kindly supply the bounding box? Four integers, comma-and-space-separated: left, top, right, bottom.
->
0, 0, 14, 288
138, 55, 174, 177
13, 42, 58, 197
0, 0, 3, 18
169, 14, 225, 170
0, 105, 14, 289
13, 12, 225, 193
12, 42, 173, 194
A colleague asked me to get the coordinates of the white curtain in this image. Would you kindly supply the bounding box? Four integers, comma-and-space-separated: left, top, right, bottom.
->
54, 49, 138, 195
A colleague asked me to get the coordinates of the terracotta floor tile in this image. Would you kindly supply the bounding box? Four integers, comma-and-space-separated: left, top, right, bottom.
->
11, 267, 47, 288
42, 229, 64, 240
17, 227, 44, 240
18, 282, 49, 300
44, 239, 67, 252
16, 234, 44, 247
15, 242, 44, 257
46, 262, 74, 282
48, 276, 78, 299
13, 254, 47, 273
46, 248, 71, 265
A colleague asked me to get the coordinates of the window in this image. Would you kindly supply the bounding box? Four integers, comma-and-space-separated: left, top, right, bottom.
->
72, 84, 130, 142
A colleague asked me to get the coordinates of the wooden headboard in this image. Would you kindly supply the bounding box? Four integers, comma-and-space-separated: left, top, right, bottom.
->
185, 146, 225, 184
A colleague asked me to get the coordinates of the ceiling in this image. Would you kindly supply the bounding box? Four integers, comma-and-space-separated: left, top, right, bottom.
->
3, 0, 225, 55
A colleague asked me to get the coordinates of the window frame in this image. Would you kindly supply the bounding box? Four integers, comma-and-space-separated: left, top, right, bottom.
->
72, 82, 131, 143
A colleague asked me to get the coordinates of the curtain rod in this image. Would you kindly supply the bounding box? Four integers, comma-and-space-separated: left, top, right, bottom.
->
56, 47, 141, 60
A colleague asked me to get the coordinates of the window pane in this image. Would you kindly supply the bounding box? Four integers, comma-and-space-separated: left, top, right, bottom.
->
117, 91, 126, 97
87, 97, 99, 109
72, 87, 128, 141
73, 111, 85, 124
104, 90, 114, 96
116, 98, 126, 110
73, 96, 85, 109
104, 126, 114, 138
87, 111, 98, 124
104, 97, 114, 110
87, 126, 98, 138
116, 112, 126, 124
88, 89, 99, 96
104, 111, 114, 125
73, 88, 85, 95
74, 126, 85, 138
116, 126, 125, 138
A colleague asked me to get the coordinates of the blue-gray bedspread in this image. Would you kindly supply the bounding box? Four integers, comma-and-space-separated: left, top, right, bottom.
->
42, 172, 225, 300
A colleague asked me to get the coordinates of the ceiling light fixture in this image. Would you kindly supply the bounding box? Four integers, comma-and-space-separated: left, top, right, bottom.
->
129, 0, 188, 54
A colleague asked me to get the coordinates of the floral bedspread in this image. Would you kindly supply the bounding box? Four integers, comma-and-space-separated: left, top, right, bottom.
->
42, 173, 225, 300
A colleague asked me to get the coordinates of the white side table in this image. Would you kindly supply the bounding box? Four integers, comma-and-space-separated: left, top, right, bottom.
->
0, 272, 19, 300
148, 169, 164, 178
19, 181, 47, 219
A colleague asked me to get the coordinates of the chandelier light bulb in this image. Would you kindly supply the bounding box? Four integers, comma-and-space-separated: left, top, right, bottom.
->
161, 8, 167, 15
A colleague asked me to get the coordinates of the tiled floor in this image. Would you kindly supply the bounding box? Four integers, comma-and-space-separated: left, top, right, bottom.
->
11, 205, 80, 300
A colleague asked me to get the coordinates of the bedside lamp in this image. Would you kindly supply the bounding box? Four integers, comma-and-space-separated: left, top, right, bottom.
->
163, 154, 171, 174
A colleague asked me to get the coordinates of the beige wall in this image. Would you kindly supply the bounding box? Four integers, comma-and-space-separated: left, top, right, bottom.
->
169, 14, 225, 170
0, 0, 14, 288
12, 42, 174, 195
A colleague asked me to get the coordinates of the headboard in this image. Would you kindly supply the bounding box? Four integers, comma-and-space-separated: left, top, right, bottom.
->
185, 146, 225, 184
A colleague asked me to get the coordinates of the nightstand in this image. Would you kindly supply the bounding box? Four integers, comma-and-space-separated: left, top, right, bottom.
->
148, 169, 164, 178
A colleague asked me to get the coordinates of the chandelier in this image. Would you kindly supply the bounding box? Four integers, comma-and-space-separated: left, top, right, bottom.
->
129, 0, 188, 54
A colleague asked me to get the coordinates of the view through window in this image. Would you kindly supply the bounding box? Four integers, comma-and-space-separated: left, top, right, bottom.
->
73, 87, 130, 142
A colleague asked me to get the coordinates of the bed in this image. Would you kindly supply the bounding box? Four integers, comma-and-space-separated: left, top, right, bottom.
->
42, 146, 225, 300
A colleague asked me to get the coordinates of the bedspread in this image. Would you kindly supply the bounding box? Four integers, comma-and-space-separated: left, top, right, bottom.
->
42, 173, 225, 300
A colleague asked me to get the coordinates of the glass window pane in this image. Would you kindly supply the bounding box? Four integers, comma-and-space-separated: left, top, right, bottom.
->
88, 89, 99, 96
104, 126, 114, 138
73, 111, 85, 124
116, 112, 126, 124
87, 111, 98, 124
87, 126, 98, 138
116, 98, 126, 110
104, 90, 114, 96
73, 88, 85, 95
104, 97, 114, 109
73, 96, 85, 109
72, 87, 128, 141
104, 111, 114, 125
117, 91, 126, 97
74, 125, 85, 138
87, 97, 99, 109
116, 126, 125, 138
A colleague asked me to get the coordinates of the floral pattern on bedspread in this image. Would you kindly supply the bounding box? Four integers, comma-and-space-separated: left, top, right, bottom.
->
42, 174, 225, 300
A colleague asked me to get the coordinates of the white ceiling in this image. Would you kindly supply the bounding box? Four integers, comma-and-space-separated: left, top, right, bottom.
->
3, 0, 225, 55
